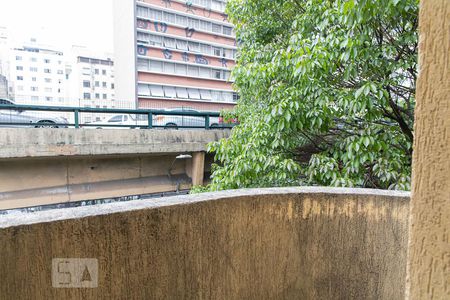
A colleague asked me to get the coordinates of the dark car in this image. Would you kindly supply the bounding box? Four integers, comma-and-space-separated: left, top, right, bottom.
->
0, 99, 69, 128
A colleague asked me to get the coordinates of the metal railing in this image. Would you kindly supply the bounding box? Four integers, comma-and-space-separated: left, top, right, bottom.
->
0, 104, 235, 130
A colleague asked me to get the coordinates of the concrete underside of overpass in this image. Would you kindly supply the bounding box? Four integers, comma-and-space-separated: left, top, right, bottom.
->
0, 128, 230, 210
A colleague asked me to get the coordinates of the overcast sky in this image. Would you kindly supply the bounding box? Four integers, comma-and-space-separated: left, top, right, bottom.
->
0, 0, 114, 53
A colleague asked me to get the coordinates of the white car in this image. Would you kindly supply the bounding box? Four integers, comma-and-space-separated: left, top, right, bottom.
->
87, 114, 148, 129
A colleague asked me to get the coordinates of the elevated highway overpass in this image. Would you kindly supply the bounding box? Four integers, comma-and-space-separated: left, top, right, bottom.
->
0, 128, 230, 210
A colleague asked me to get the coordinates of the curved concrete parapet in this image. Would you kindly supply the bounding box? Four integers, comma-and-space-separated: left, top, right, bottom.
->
0, 187, 410, 299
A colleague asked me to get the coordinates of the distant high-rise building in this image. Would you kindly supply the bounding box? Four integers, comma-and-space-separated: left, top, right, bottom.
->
0, 74, 8, 99
0, 39, 118, 115
114, 0, 237, 111
7, 39, 69, 107
66, 46, 121, 123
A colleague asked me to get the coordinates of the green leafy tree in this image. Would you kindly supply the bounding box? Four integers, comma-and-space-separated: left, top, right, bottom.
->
206, 0, 418, 191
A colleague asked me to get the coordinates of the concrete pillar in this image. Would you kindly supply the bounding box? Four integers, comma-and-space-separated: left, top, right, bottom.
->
191, 152, 205, 186
406, 1, 450, 299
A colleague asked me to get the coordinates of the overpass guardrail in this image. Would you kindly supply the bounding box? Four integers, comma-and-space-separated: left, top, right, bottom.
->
0, 104, 235, 130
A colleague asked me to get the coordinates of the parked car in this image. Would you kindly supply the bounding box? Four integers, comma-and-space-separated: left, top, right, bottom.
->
0, 99, 69, 128
152, 108, 220, 129
87, 114, 148, 129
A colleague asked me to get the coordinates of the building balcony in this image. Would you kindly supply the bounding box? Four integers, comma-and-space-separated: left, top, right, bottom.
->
0, 187, 410, 299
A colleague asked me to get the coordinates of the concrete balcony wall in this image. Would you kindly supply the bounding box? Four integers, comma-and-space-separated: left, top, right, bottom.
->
0, 188, 410, 299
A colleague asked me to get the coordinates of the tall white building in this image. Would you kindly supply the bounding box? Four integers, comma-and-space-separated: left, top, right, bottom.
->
0, 39, 118, 121
0, 27, 11, 97
8, 39, 69, 106
66, 47, 121, 122
67, 47, 117, 106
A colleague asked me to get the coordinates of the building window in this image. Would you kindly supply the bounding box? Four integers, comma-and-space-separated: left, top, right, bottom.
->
45, 88, 52, 93
176, 15, 187, 26
188, 42, 200, 52
45, 97, 53, 101
211, 91, 222, 102
102, 94, 107, 99
17, 76, 23, 80
150, 85, 164, 97
176, 40, 188, 51
31, 96, 39, 101
200, 44, 211, 55
45, 78, 52, 83
138, 84, 150, 96
212, 24, 221, 34
199, 67, 211, 78
176, 87, 188, 99
16, 56, 22, 61
175, 64, 187, 75
83, 93, 91, 100
95, 93, 100, 99
102, 70, 107, 75
200, 20, 211, 31
164, 12, 176, 23
95, 81, 100, 87
213, 69, 222, 79
187, 88, 201, 99
138, 58, 149, 71
83, 80, 91, 88
44, 59, 51, 63
30, 67, 38, 72
57, 70, 64, 75
44, 69, 51, 74
223, 92, 233, 102
163, 38, 176, 49
149, 60, 163, 72
187, 66, 199, 77
31, 87, 38, 92
163, 62, 175, 74
16, 66, 23, 71
214, 47, 221, 57
111, 83, 115, 89
223, 26, 233, 36
102, 82, 107, 88
149, 35, 163, 47
95, 69, 99, 75
200, 90, 212, 100
163, 86, 177, 98
17, 86, 24, 91
32, 77, 37, 82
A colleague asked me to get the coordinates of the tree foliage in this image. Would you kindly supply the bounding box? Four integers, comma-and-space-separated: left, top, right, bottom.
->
207, 0, 418, 191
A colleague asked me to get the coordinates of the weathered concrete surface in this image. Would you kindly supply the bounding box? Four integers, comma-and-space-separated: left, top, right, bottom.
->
407, 1, 450, 299
0, 188, 410, 299
0, 129, 227, 209
0, 154, 212, 210
0, 128, 230, 159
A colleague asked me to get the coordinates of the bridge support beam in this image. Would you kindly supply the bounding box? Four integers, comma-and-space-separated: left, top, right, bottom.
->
188, 152, 205, 186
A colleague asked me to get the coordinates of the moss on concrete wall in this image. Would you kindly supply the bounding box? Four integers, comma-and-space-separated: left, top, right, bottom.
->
0, 188, 409, 299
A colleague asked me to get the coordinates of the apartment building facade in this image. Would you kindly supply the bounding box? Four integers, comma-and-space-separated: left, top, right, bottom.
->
7, 40, 69, 107
114, 0, 237, 111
